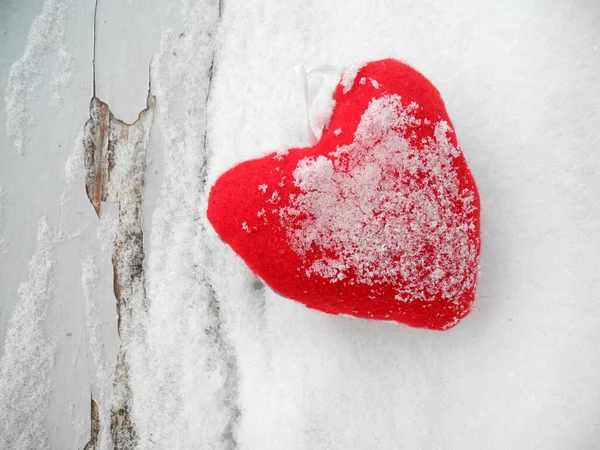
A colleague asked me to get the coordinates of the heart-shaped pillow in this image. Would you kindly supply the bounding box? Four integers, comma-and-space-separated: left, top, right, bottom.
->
208, 59, 480, 330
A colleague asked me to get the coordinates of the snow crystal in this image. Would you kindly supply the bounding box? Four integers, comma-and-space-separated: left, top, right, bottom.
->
63, 133, 85, 186
333, 128, 342, 136
96, 207, 118, 252
4, 0, 74, 154
340, 63, 365, 94
57, 133, 87, 226
278, 95, 478, 302
370, 78, 380, 89
266, 190, 280, 204
51, 47, 74, 106
359, 77, 366, 85
0, 218, 57, 449
258, 184, 268, 193
273, 147, 291, 161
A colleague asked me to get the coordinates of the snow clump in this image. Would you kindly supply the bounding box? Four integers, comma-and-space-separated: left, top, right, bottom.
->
278, 95, 479, 303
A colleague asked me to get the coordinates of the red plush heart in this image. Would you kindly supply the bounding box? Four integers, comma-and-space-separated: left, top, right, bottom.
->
208, 59, 480, 330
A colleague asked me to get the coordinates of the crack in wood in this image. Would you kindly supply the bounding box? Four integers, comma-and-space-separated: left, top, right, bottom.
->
81, 2, 237, 447
83, 94, 155, 450
92, 0, 99, 97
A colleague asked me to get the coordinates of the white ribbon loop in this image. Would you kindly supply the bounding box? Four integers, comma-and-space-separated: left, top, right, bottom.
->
295, 64, 344, 145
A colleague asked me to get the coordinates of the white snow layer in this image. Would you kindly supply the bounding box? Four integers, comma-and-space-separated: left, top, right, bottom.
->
0, 219, 57, 449
4, 0, 74, 154
125, 1, 237, 448
1, 0, 600, 449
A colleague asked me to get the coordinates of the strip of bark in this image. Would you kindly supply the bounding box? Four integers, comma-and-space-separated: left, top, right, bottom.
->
83, 398, 100, 450
83, 94, 155, 450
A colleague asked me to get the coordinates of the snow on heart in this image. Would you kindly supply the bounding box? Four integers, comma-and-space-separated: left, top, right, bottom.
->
270, 94, 478, 304
208, 58, 480, 330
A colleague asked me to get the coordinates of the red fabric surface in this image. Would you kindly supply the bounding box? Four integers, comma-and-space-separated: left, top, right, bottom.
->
207, 59, 480, 330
